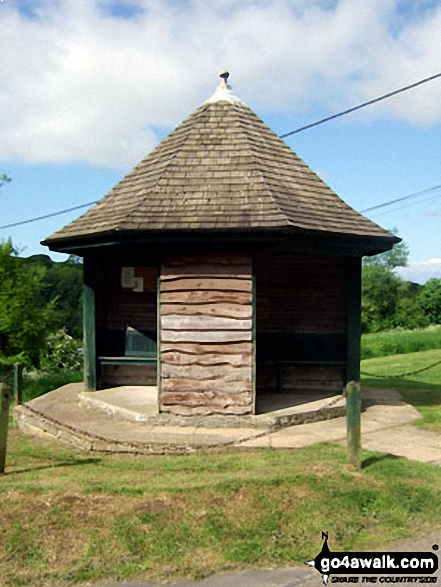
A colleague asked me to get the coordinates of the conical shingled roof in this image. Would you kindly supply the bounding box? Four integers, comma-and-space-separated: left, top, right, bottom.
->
43, 76, 396, 249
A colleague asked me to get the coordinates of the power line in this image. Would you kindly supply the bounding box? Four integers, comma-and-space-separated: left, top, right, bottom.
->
279, 71, 441, 138
360, 184, 441, 213
367, 191, 441, 218
1, 71, 441, 231
0, 201, 98, 230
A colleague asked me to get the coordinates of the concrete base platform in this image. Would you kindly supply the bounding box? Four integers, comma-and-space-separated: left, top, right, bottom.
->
14, 383, 346, 453
78, 386, 346, 429
13, 383, 441, 466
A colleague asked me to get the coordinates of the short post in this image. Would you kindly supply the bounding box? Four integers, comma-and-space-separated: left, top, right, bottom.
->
0, 383, 10, 474
345, 380, 361, 470
13, 362, 23, 405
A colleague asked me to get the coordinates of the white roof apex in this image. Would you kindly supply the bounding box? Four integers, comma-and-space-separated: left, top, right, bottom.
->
204, 71, 247, 106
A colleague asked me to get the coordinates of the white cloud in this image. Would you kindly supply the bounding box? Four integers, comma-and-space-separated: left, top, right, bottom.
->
1, 0, 441, 167
396, 258, 441, 284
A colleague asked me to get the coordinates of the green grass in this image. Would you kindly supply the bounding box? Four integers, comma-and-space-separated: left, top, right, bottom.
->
21, 371, 82, 402
361, 349, 441, 432
1, 426, 441, 586
361, 324, 441, 359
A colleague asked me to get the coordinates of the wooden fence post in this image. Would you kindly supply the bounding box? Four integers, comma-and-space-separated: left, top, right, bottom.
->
0, 383, 10, 474
13, 362, 23, 405
346, 380, 361, 470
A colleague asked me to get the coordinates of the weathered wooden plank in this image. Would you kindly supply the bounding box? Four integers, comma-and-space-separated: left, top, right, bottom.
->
83, 281, 96, 391
0, 384, 10, 474
161, 342, 252, 355
161, 315, 252, 331
161, 391, 252, 407
346, 381, 361, 469
161, 351, 251, 366
162, 378, 251, 393
160, 303, 252, 319
162, 363, 251, 381
13, 362, 23, 406
161, 278, 252, 292
162, 255, 251, 267
255, 252, 347, 333
106, 294, 157, 330
101, 364, 157, 387
161, 330, 252, 343
161, 291, 252, 304
162, 264, 251, 279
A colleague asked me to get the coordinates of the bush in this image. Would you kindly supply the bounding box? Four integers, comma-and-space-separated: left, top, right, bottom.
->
418, 278, 441, 325
40, 329, 82, 374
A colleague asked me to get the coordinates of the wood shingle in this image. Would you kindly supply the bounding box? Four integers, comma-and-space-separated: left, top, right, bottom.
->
43, 77, 397, 250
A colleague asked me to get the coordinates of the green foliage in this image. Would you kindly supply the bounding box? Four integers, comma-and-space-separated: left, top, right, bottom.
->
362, 264, 400, 332
363, 227, 409, 270
19, 254, 83, 340
393, 280, 428, 330
361, 325, 441, 359
0, 173, 11, 188
361, 230, 436, 333
418, 278, 441, 324
0, 240, 58, 365
0, 244, 83, 369
42, 259, 83, 339
22, 371, 83, 403
40, 328, 82, 374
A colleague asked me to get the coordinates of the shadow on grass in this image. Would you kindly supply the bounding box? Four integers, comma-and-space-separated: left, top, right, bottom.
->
362, 378, 441, 406
362, 453, 400, 470
4, 457, 101, 476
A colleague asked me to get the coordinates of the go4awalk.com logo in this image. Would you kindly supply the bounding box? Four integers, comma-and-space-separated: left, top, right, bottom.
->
307, 533, 439, 586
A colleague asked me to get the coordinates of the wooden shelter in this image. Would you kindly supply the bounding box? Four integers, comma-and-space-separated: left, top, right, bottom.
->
42, 74, 398, 417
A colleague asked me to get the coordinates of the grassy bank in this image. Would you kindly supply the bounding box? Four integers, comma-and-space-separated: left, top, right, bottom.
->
361, 348, 441, 432
21, 371, 82, 402
1, 427, 441, 586
361, 324, 441, 359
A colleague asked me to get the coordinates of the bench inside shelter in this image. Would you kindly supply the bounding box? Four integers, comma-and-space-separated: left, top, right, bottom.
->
97, 327, 157, 387
256, 332, 346, 393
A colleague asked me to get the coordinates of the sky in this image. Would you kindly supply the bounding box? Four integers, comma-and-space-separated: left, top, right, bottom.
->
1, 0, 441, 284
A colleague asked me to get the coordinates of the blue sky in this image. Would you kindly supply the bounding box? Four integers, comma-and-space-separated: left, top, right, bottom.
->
1, 0, 441, 283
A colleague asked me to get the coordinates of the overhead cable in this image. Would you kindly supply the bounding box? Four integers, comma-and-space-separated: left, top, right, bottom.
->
361, 184, 441, 213
0, 201, 98, 230
279, 71, 441, 138
1, 71, 441, 231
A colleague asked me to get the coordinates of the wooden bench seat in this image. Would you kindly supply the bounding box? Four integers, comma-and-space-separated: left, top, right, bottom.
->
98, 355, 157, 366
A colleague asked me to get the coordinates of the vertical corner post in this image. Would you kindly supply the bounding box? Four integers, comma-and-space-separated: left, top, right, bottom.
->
13, 362, 23, 405
0, 383, 10, 474
157, 262, 162, 413
346, 257, 362, 384
251, 256, 257, 415
346, 380, 362, 469
83, 257, 97, 391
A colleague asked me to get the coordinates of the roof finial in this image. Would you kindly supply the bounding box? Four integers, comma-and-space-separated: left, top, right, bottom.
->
204, 71, 246, 105
219, 70, 230, 85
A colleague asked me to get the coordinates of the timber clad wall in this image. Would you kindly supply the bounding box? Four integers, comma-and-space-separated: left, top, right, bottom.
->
159, 254, 254, 416
256, 253, 348, 332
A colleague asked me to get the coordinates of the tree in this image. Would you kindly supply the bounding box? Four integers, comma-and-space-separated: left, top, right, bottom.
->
362, 264, 401, 332
418, 278, 441, 325
0, 174, 11, 189
363, 227, 409, 270
0, 239, 58, 365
